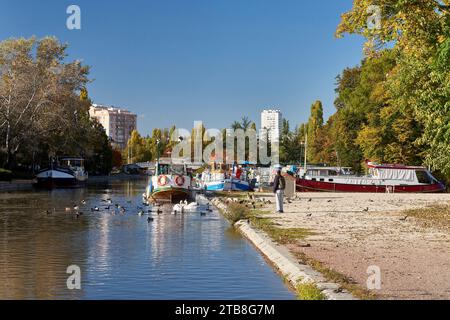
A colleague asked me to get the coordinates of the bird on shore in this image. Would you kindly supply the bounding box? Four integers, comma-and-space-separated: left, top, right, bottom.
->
363, 207, 369, 212
308, 198, 312, 202
400, 215, 408, 221
81, 200, 86, 205
306, 213, 312, 217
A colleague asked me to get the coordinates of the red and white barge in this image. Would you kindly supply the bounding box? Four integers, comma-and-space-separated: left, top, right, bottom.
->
296, 162, 445, 193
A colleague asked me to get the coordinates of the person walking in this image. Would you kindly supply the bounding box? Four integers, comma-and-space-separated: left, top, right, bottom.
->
273, 166, 286, 213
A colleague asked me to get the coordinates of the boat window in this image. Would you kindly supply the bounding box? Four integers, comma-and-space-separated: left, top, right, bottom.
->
320, 178, 325, 182
329, 179, 334, 182
416, 171, 431, 184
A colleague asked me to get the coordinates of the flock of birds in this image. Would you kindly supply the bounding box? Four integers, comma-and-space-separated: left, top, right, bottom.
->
45, 197, 213, 223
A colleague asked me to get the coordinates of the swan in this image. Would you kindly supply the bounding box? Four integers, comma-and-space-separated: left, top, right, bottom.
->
184, 202, 200, 211
173, 202, 185, 214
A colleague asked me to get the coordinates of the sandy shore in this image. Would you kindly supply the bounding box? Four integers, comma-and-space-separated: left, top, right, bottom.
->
260, 192, 450, 300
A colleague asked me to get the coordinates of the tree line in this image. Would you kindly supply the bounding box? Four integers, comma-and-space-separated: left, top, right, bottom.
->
0, 37, 114, 176
279, 1, 450, 184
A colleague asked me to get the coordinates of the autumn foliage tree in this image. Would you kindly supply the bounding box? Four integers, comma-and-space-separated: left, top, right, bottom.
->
0, 37, 114, 174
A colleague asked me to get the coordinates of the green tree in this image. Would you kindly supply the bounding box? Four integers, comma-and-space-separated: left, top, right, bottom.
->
306, 101, 324, 162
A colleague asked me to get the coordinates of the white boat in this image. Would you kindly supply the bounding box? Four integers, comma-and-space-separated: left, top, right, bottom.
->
143, 158, 192, 203
35, 157, 88, 188
201, 163, 253, 192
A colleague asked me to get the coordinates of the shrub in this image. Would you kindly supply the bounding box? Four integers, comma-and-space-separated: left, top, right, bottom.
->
0, 168, 13, 181
224, 202, 248, 224
296, 281, 326, 300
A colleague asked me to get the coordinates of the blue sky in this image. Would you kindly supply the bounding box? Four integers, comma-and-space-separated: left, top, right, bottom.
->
0, 0, 365, 135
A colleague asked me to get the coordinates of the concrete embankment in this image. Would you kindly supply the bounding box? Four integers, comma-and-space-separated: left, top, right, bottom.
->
210, 197, 356, 300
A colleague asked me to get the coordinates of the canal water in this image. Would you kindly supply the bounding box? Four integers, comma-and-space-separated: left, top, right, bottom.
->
0, 179, 294, 300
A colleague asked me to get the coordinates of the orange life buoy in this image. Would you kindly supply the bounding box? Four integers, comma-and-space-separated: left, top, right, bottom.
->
158, 175, 168, 186
175, 175, 185, 186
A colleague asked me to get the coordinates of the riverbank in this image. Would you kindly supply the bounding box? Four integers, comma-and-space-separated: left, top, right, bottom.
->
215, 192, 450, 300
211, 196, 356, 300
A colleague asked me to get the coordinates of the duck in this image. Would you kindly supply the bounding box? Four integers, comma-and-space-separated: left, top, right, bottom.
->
91, 207, 100, 212
147, 217, 154, 223
138, 210, 145, 216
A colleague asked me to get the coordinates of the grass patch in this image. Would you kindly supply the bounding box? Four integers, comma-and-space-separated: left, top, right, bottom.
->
249, 216, 313, 245
403, 204, 450, 230
296, 281, 326, 300
214, 191, 248, 199
222, 202, 248, 224
294, 251, 378, 300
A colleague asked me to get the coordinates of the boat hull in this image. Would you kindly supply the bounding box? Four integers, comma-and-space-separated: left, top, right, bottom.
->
204, 179, 251, 192
148, 187, 191, 203
296, 178, 446, 193
34, 169, 87, 189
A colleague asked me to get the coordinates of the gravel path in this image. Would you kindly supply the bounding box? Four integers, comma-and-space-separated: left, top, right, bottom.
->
261, 192, 450, 300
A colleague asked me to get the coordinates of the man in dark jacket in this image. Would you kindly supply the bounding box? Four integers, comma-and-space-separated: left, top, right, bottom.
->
273, 167, 286, 213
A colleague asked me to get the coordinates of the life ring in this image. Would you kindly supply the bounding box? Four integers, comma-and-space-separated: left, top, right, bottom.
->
158, 175, 168, 186
175, 175, 185, 187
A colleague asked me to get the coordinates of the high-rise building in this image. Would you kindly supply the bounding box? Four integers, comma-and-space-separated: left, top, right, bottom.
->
261, 109, 282, 142
89, 104, 137, 150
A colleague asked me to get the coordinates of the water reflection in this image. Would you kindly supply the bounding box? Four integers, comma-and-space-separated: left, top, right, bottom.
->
0, 179, 293, 300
